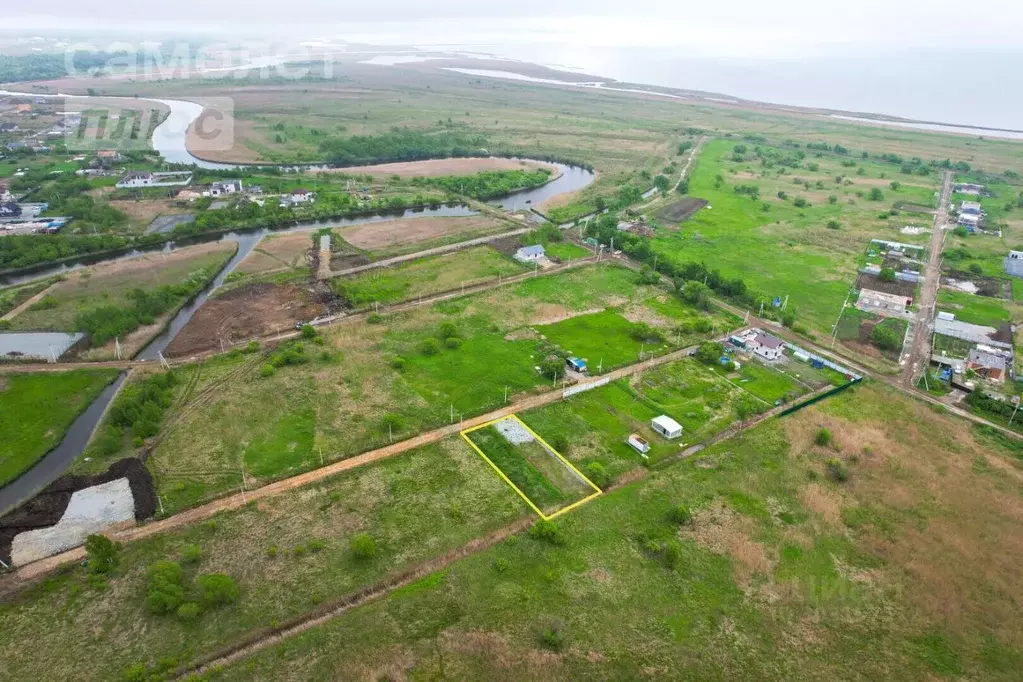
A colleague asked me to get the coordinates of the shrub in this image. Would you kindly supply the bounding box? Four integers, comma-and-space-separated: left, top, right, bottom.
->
584, 461, 609, 488
419, 338, 441, 356
869, 187, 885, 201
179, 543, 202, 565
529, 519, 565, 545
870, 323, 902, 352
668, 504, 693, 526
244, 340, 260, 353
176, 602, 202, 622
538, 354, 564, 380
367, 312, 383, 324
145, 560, 185, 615
266, 545, 278, 558
444, 336, 462, 349
662, 539, 683, 570
828, 194, 838, 204
85, 534, 119, 574
630, 321, 663, 344
793, 197, 808, 208
540, 620, 567, 651
826, 457, 849, 482
308, 539, 327, 553
814, 428, 833, 448
826, 220, 840, 229
300, 324, 317, 339
390, 356, 406, 371
438, 321, 460, 339
197, 573, 240, 608
878, 267, 896, 282
546, 433, 569, 452
260, 363, 275, 378
695, 341, 724, 365
350, 533, 377, 560
493, 557, 509, 573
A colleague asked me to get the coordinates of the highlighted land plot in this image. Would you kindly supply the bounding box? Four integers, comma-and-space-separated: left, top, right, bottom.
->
461, 415, 601, 520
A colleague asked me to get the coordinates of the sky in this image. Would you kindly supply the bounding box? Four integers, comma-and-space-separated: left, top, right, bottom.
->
4, 2, 1022, 128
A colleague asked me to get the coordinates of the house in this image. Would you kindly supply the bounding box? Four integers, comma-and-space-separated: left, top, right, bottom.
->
1004, 251, 1023, 279
566, 357, 587, 373
288, 188, 313, 203
0, 123, 19, 133
955, 183, 984, 195
651, 415, 683, 440
967, 347, 1007, 381
116, 171, 155, 188
749, 330, 784, 361
247, 185, 263, 195
14, 104, 31, 113
960, 200, 983, 216
514, 244, 545, 263
96, 150, 122, 162
957, 212, 981, 229
857, 288, 911, 315
206, 179, 243, 197
0, 202, 21, 217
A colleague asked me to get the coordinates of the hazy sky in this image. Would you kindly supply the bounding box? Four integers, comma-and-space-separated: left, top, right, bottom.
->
5, 1, 1022, 58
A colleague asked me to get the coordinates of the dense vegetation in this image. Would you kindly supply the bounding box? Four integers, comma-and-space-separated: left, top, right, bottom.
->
413, 168, 552, 199
0, 51, 139, 82
318, 129, 489, 167
0, 233, 135, 271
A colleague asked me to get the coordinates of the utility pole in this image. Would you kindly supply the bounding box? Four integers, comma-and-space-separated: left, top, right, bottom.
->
450, 404, 454, 423
318, 445, 324, 466
158, 350, 170, 370
782, 295, 789, 311
504, 386, 509, 403
598, 357, 603, 374
240, 466, 247, 505
388, 423, 393, 443
640, 343, 645, 361
1010, 399, 1021, 426
220, 338, 225, 354
115, 337, 122, 361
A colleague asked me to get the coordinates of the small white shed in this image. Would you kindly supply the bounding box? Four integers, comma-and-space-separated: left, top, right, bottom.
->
651, 415, 683, 440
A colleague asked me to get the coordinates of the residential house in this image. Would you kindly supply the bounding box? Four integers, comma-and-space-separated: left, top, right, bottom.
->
749, 330, 784, 361
288, 188, 314, 203
1004, 251, 1023, 279
14, 104, 31, 113
206, 179, 243, 197
247, 185, 263, 195
96, 150, 122, 162
955, 183, 984, 195
957, 212, 981, 230
967, 347, 1007, 381
513, 244, 545, 263
651, 415, 683, 439
960, 200, 983, 216
116, 171, 155, 188
0, 202, 21, 218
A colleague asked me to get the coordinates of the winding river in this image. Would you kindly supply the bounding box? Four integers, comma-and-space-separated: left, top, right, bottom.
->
0, 92, 596, 515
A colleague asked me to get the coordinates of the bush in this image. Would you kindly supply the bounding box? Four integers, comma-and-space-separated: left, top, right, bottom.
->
630, 321, 663, 344
828, 194, 838, 204
539, 620, 567, 651
85, 534, 119, 574
529, 519, 565, 545
197, 573, 240, 608
179, 544, 202, 565
176, 602, 202, 622
793, 197, 808, 208
493, 557, 509, 573
145, 560, 185, 615
584, 461, 609, 488
870, 323, 902, 352
419, 338, 441, 356
878, 267, 896, 282
814, 428, 833, 448
366, 312, 383, 324
260, 363, 275, 378
438, 321, 460, 339
300, 324, 317, 339
826, 457, 848, 482
244, 340, 260, 353
869, 187, 885, 201
826, 220, 840, 229
350, 533, 377, 560
695, 341, 724, 365
444, 336, 462, 349
389, 356, 406, 371
667, 504, 693, 526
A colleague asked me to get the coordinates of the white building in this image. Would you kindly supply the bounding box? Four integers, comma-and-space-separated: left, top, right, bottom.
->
651, 415, 683, 440
960, 200, 983, 216
289, 188, 314, 203
857, 288, 911, 315
749, 330, 784, 361
514, 244, 545, 263
116, 171, 155, 188
206, 179, 243, 197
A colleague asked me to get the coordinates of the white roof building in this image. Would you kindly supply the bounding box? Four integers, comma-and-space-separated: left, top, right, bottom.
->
651, 415, 683, 439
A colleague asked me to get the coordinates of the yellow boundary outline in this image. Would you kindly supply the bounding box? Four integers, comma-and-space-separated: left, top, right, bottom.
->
461, 414, 603, 521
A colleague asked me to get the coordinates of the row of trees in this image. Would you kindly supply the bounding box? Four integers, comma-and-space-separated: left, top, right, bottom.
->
414, 168, 552, 199
318, 129, 489, 167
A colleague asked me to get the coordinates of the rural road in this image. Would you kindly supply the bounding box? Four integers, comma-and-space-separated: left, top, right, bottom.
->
900, 170, 953, 389
637, 136, 706, 211
0, 282, 60, 322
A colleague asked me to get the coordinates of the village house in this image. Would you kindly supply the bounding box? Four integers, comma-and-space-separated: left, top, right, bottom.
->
96, 150, 122, 162
0, 202, 22, 218
967, 347, 1007, 382
957, 212, 981, 230
513, 244, 545, 263
288, 188, 314, 203
857, 288, 912, 315
749, 330, 784, 361
116, 171, 155, 188
960, 200, 983, 216
954, 183, 984, 195
1004, 251, 1023, 279
206, 179, 243, 197
0, 123, 19, 133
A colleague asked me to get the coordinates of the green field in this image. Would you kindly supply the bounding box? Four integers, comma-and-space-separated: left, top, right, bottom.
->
718, 360, 808, 404
0, 369, 119, 486
537, 309, 656, 371
331, 246, 526, 306
467, 426, 572, 513
194, 381, 1023, 681
937, 289, 1012, 328
542, 240, 591, 261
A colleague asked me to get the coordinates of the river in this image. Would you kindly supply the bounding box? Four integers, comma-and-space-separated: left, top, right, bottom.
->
0, 91, 595, 515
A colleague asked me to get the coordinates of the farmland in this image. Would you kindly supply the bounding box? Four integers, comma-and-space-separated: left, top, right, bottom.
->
0, 369, 119, 487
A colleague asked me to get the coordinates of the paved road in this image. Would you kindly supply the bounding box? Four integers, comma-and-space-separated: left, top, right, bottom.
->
901, 170, 954, 389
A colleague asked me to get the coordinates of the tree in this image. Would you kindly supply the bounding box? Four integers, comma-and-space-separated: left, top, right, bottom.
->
539, 354, 564, 379
679, 280, 712, 310
889, 180, 901, 191
654, 174, 670, 193
85, 534, 120, 574
676, 179, 689, 195
145, 561, 185, 615
878, 267, 896, 282
968, 263, 984, 276
695, 341, 724, 365
869, 187, 885, 201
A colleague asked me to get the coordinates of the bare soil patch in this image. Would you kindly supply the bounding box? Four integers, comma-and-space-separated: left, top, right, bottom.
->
318, 157, 555, 178
855, 273, 917, 298
339, 215, 509, 251
236, 232, 314, 276
165, 282, 327, 357
655, 197, 708, 223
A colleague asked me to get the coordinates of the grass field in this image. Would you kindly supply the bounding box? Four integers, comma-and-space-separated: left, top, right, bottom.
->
0, 278, 60, 318
0, 438, 529, 682
937, 289, 1012, 328
541, 241, 591, 262
7, 243, 237, 332
129, 264, 737, 511
536, 310, 654, 372
199, 381, 1023, 681
0, 369, 119, 486
331, 245, 525, 306
716, 360, 808, 404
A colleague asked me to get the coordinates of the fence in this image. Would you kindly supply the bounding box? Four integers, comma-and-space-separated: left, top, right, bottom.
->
563, 376, 610, 398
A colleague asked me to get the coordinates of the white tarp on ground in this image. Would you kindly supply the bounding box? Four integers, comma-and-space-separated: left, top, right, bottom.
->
494, 417, 534, 444
0, 332, 84, 360
11, 478, 135, 566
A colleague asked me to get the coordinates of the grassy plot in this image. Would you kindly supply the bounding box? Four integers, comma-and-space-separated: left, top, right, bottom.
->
0, 369, 119, 486
0, 278, 60, 318
937, 289, 1012, 328
0, 439, 527, 682
715, 360, 808, 404
542, 241, 591, 262
331, 246, 525, 306
206, 382, 1023, 681
536, 310, 652, 371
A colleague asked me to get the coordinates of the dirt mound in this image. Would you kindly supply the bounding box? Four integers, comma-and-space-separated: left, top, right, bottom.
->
655, 197, 708, 223
165, 282, 328, 357
0, 458, 155, 567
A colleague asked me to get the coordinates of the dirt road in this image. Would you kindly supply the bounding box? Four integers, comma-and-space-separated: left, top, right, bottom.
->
0, 282, 59, 322
901, 171, 953, 389
637, 135, 706, 211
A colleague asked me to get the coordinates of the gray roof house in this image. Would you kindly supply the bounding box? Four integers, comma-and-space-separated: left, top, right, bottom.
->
514, 245, 545, 263
960, 200, 983, 215
1005, 251, 1023, 279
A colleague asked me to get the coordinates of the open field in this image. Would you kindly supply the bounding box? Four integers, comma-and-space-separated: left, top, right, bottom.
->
317, 157, 556, 178
336, 214, 513, 252
0, 369, 119, 487
121, 264, 732, 511
647, 138, 941, 334
332, 245, 525, 306
937, 288, 1012, 328
0, 438, 529, 682
234, 232, 313, 277
537, 310, 651, 371
6, 242, 237, 333
186, 380, 1023, 681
